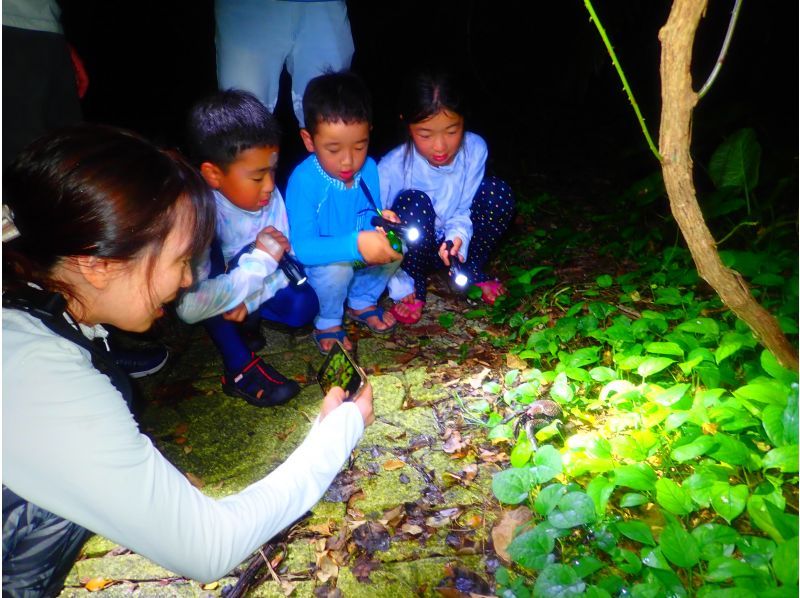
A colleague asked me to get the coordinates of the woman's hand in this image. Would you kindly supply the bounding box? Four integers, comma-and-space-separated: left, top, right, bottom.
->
223, 302, 249, 322
256, 226, 290, 261
439, 237, 464, 266
319, 383, 375, 427
357, 231, 402, 264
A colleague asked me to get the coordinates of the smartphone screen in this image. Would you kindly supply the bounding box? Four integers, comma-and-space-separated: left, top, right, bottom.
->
316, 340, 365, 397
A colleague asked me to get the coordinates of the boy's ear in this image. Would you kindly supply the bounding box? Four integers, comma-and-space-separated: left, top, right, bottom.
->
199, 161, 224, 189
299, 129, 315, 153
74, 255, 120, 290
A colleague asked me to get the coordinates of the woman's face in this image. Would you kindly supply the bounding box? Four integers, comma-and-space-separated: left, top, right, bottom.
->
100, 207, 195, 332
408, 109, 465, 167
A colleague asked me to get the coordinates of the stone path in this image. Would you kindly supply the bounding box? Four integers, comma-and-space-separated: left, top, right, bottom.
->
59, 278, 511, 597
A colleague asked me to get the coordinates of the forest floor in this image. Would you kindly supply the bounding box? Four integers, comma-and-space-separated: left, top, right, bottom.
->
58, 253, 547, 598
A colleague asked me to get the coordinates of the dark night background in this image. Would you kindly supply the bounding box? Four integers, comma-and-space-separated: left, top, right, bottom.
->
59, 1, 797, 201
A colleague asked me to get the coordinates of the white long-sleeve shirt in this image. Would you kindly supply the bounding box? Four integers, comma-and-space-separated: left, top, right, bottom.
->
378, 131, 488, 262
2, 307, 364, 583
177, 189, 291, 324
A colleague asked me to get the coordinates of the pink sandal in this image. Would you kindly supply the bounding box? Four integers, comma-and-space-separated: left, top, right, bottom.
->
390, 299, 425, 325
475, 280, 506, 305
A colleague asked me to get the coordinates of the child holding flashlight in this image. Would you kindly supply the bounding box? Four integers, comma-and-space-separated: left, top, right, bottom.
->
378, 69, 515, 325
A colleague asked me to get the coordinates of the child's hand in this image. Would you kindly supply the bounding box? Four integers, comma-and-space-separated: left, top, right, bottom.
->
256, 226, 289, 261
223, 302, 249, 322
357, 231, 402, 264
319, 383, 375, 427
439, 237, 464, 266
380, 210, 401, 224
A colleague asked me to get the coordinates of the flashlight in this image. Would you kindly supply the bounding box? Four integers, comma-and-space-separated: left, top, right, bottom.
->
370, 215, 421, 251
445, 240, 469, 288
278, 253, 308, 286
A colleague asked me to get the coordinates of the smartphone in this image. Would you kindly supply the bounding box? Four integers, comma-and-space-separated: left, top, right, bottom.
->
316, 340, 367, 399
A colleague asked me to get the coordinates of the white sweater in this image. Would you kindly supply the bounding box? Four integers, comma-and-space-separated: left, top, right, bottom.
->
2, 308, 364, 583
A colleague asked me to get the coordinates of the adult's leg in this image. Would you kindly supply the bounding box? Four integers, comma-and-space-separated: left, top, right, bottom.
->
286, 0, 354, 126
214, 0, 293, 112
390, 190, 438, 302
2, 26, 81, 170
463, 176, 515, 283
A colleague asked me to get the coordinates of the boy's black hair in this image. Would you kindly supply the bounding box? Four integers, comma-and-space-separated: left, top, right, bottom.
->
302, 70, 372, 135
185, 89, 281, 168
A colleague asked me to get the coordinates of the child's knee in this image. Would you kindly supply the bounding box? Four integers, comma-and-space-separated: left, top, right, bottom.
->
292, 285, 320, 326
392, 190, 434, 221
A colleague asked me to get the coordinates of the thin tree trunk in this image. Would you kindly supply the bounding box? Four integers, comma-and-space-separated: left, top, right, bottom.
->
658, 0, 798, 371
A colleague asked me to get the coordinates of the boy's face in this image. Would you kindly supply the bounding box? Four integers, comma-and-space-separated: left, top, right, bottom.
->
300, 120, 370, 185
201, 146, 279, 212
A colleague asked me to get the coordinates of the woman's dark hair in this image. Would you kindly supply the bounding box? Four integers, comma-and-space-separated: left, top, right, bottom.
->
186, 89, 282, 168
303, 70, 372, 135
398, 68, 467, 126
2, 124, 216, 301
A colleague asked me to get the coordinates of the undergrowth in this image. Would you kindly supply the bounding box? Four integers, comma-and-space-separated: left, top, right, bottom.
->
472, 128, 799, 597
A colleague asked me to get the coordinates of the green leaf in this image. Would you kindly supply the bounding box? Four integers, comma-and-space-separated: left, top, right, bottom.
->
708, 128, 761, 191
535, 483, 568, 516
615, 520, 656, 546
564, 346, 601, 368
762, 445, 799, 473
589, 366, 617, 383
572, 555, 606, 578
619, 492, 649, 508
530, 445, 563, 485
596, 274, 613, 288
760, 350, 799, 385
671, 435, 717, 462
691, 523, 739, 561
733, 382, 790, 407
505, 369, 520, 386
655, 478, 694, 516
708, 433, 752, 466
645, 342, 685, 357
508, 525, 556, 571
492, 468, 532, 505
438, 313, 455, 329
488, 423, 514, 442
648, 383, 690, 407
614, 548, 642, 575
565, 367, 593, 383
641, 546, 672, 570
762, 405, 787, 448
772, 536, 799, 586
586, 475, 614, 517
550, 372, 574, 403
704, 556, 758, 581
715, 341, 742, 364
630, 582, 663, 598
677, 317, 720, 337
510, 431, 534, 468
637, 357, 675, 378
482, 381, 503, 394
783, 387, 798, 445
747, 495, 799, 543
659, 523, 700, 568
683, 471, 719, 508
710, 483, 748, 523
533, 564, 586, 598
548, 492, 597, 529
613, 463, 657, 492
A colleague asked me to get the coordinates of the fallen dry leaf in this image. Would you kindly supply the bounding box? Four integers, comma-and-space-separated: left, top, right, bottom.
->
383, 459, 406, 471
401, 523, 424, 535
315, 552, 339, 582
491, 506, 532, 562
442, 430, 467, 454
184, 472, 205, 488
201, 581, 219, 590
379, 505, 405, 527
174, 422, 189, 436
174, 436, 188, 445
182, 445, 193, 454
308, 521, 333, 536
84, 577, 113, 592
467, 367, 492, 389
506, 353, 529, 370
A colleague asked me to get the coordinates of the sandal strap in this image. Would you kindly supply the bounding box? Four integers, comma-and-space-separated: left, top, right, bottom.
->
313, 329, 348, 342
348, 307, 384, 322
